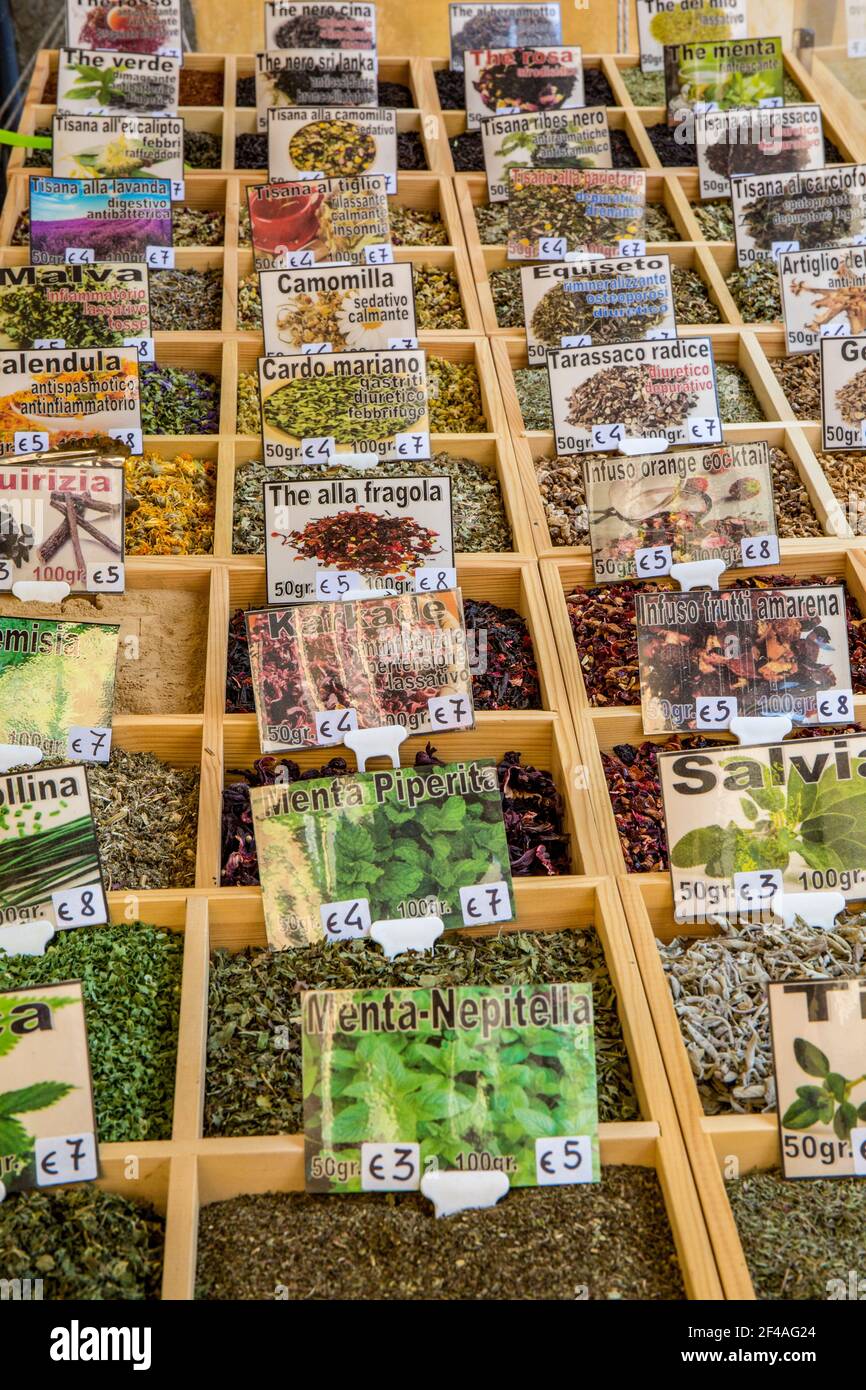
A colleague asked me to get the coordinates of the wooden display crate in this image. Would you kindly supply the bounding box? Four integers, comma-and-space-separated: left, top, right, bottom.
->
618, 875, 787, 1300
473, 243, 739, 341
232, 243, 483, 337
490, 329, 799, 443
11, 52, 444, 179
89, 885, 720, 1300
546, 544, 866, 881
455, 168, 697, 254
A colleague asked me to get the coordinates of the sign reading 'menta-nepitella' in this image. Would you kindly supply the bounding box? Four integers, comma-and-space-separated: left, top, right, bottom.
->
302, 980, 599, 1193
659, 734, 866, 920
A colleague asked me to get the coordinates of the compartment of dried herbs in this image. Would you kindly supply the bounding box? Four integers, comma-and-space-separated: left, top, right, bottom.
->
769, 351, 820, 419
657, 910, 866, 1117
125, 451, 216, 555
0, 921, 182, 1141
815, 449, 866, 534
693, 199, 735, 241
567, 574, 866, 707
728, 1168, 866, 1300
149, 267, 222, 331
140, 364, 220, 434
205, 925, 635, 1139
449, 126, 641, 172
222, 746, 564, 892
726, 263, 790, 322
232, 454, 511, 555
388, 205, 449, 246
86, 747, 199, 888
0, 1187, 164, 1300
183, 129, 222, 169
715, 363, 764, 422
195, 1169, 684, 1300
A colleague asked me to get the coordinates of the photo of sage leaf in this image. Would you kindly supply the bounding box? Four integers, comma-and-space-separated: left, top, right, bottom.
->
781, 1037, 866, 1142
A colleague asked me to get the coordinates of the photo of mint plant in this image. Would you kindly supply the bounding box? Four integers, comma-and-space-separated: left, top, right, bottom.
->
303, 984, 598, 1192
670, 752, 866, 880
782, 1038, 866, 1143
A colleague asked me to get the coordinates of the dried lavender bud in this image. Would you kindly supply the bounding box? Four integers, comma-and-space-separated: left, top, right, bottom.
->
769, 351, 820, 419
141, 363, 220, 434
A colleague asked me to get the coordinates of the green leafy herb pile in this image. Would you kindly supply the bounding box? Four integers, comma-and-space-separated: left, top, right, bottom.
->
0, 922, 182, 1142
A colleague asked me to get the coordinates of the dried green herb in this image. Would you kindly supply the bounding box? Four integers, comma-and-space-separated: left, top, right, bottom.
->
236, 271, 260, 332
206, 928, 638, 1138
726, 258, 782, 321
232, 453, 511, 554
195, 1168, 685, 1300
149, 267, 222, 332
166, 206, 225, 246
769, 351, 820, 419
693, 199, 735, 241
0, 921, 182, 1141
388, 204, 449, 246
183, 128, 222, 169
514, 366, 552, 429
620, 67, 665, 105
477, 200, 678, 246
86, 748, 198, 888
671, 265, 720, 324
0, 1186, 164, 1300
715, 362, 764, 422
728, 1167, 866, 1299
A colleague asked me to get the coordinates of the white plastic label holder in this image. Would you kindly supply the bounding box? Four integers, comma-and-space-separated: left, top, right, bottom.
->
771, 890, 845, 932
0, 742, 42, 773
369, 916, 444, 960
729, 715, 793, 746
669, 558, 727, 591
420, 1169, 510, 1219
344, 725, 408, 770
11, 580, 71, 603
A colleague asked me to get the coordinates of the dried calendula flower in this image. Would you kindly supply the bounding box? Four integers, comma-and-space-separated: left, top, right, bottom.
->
413, 264, 466, 329
124, 451, 216, 555
236, 272, 262, 332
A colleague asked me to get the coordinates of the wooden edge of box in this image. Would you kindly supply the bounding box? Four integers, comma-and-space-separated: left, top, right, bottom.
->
617, 876, 758, 1300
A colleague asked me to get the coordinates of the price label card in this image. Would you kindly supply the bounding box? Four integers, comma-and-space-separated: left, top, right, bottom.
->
122, 335, 156, 364
245, 590, 474, 752
733, 868, 783, 907
460, 880, 512, 926
32, 338, 65, 349
66, 726, 112, 763
740, 532, 780, 567
464, 43, 585, 130
145, 245, 175, 269
85, 561, 125, 595
634, 544, 672, 577
320, 896, 372, 941
56, 47, 180, 117
732, 165, 866, 269
301, 977, 598, 1194
816, 688, 855, 723
507, 167, 645, 258
427, 692, 474, 730
770, 977, 866, 1179
0, 980, 98, 1194
30, 176, 172, 267
521, 255, 677, 364
659, 733, 866, 921
263, 473, 454, 605
260, 347, 430, 466
315, 707, 358, 745
52, 113, 184, 188
261, 259, 414, 355
360, 1142, 421, 1192
268, 107, 397, 194
0, 764, 107, 930
696, 106, 824, 202
481, 106, 612, 203
535, 1135, 594, 1186
364, 243, 394, 265
250, 756, 512, 947
636, 585, 851, 735
548, 336, 720, 455
0, 347, 142, 461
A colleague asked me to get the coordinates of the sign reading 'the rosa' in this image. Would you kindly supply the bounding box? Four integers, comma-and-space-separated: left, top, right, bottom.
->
546, 336, 721, 454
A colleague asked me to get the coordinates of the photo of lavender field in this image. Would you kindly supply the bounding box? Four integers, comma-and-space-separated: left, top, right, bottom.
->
29, 177, 172, 264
